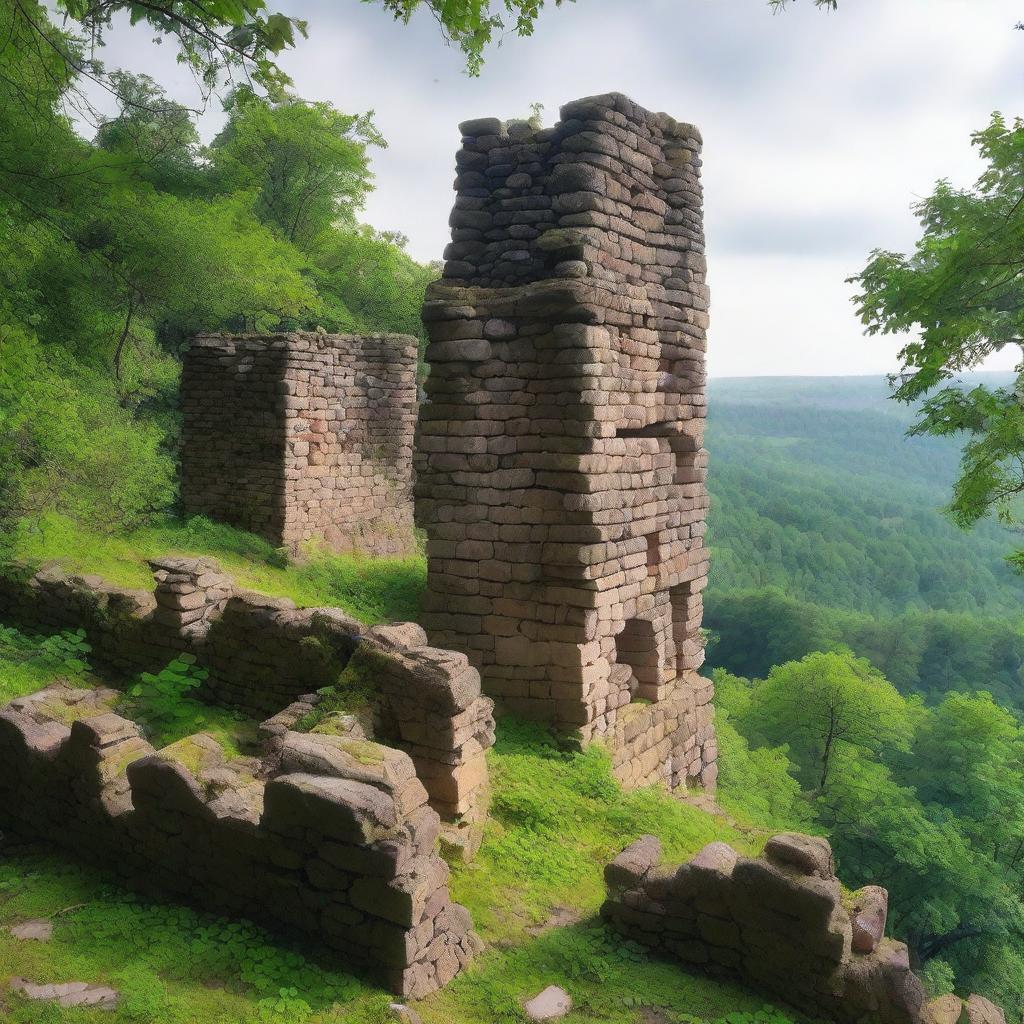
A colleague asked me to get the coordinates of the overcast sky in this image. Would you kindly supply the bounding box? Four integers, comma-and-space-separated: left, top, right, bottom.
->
83, 0, 1024, 376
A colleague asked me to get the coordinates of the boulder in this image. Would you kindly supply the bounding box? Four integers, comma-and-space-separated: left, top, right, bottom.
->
263, 773, 399, 844
763, 832, 835, 878
605, 835, 661, 891
926, 995, 966, 1024
963, 995, 1007, 1024
523, 985, 572, 1021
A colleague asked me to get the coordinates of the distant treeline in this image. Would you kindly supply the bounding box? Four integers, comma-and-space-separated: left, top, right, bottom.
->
706, 588, 1024, 708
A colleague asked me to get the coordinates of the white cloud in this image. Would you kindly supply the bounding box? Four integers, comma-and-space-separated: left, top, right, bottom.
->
81, 0, 1024, 376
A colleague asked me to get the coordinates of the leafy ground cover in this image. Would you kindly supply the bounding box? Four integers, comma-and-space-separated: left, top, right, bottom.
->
0, 626, 256, 754
0, 636, 792, 1024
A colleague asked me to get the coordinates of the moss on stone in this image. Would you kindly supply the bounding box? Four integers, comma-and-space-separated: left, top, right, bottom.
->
160, 735, 221, 779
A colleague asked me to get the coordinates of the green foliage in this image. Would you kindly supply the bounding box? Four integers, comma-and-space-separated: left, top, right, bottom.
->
918, 958, 957, 999
2, 513, 426, 626
209, 90, 383, 250
707, 378, 1024, 619
0, 624, 93, 704
724, 653, 1024, 1014
713, 1010, 798, 1024
741, 649, 916, 793
0, 325, 176, 534
0, 723, 792, 1024
713, 682, 811, 832
367, 0, 575, 75
121, 654, 252, 750
707, 587, 1024, 711
52, 0, 307, 95
852, 113, 1024, 556
0, 2, 437, 540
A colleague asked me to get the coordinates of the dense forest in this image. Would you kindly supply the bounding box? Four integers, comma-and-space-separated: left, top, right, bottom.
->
704, 376, 1024, 1014
705, 375, 1024, 708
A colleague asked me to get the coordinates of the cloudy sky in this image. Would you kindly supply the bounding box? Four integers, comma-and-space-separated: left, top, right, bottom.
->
85, 0, 1023, 376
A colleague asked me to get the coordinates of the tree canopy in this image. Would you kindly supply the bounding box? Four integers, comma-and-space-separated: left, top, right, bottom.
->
853, 116, 1024, 568
0, 0, 435, 536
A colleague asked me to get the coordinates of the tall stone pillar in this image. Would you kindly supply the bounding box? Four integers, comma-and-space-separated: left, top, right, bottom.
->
417, 94, 716, 790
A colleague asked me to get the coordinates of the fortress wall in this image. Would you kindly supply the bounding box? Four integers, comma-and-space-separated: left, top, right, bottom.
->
0, 685, 481, 998
0, 559, 493, 821
181, 333, 418, 557
417, 93, 714, 791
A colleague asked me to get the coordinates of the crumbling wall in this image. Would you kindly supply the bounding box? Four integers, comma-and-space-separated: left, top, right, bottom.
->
0, 559, 493, 821
181, 333, 418, 557
416, 93, 714, 791
602, 832, 1007, 1024
0, 685, 481, 998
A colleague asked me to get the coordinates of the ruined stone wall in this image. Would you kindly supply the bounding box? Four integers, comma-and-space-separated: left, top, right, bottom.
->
0, 560, 494, 821
181, 333, 418, 557
416, 93, 714, 791
0, 685, 481, 998
602, 832, 1007, 1024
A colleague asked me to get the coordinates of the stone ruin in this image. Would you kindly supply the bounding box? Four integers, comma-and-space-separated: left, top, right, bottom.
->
181, 332, 418, 557
417, 93, 715, 791
0, 558, 495, 822
0, 684, 481, 998
0, 555, 497, 993
602, 832, 1008, 1024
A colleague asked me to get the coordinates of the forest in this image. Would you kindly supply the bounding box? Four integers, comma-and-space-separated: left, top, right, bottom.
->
3, 0, 1024, 1023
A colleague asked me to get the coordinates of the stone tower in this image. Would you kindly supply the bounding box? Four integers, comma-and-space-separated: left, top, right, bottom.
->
416, 94, 716, 790
181, 332, 418, 557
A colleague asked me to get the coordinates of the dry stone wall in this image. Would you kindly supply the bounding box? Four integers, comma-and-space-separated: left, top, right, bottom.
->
417, 93, 714, 791
0, 684, 481, 998
0, 559, 494, 821
181, 332, 418, 557
602, 832, 1007, 1024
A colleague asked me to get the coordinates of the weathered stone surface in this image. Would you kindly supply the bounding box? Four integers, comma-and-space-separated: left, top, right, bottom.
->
0, 559, 495, 822
926, 995, 966, 1024
605, 834, 661, 891
601, 831, 1003, 1024
8, 919, 53, 941
9, 978, 119, 1010
181, 333, 418, 558
851, 884, 888, 954
524, 985, 572, 1021
0, 681, 483, 1000
417, 92, 716, 795
963, 995, 1007, 1024
763, 832, 834, 878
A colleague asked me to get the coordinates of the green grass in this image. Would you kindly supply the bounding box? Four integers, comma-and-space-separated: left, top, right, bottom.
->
0, 625, 94, 705
2, 513, 426, 625
449, 720, 760, 942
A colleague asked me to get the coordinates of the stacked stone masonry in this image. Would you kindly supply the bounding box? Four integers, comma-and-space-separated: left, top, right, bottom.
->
0, 685, 481, 997
417, 92, 715, 791
0, 559, 494, 821
602, 832, 1007, 1024
181, 332, 418, 556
